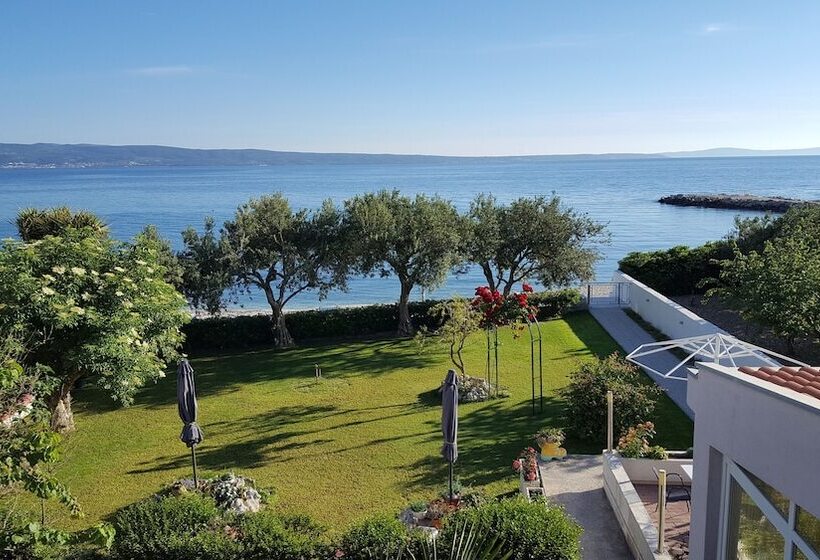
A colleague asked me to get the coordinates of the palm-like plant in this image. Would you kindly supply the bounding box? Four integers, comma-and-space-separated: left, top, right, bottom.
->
388, 522, 511, 560
16, 207, 108, 241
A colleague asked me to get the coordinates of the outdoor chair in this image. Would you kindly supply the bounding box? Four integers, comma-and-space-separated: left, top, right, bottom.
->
652, 467, 691, 511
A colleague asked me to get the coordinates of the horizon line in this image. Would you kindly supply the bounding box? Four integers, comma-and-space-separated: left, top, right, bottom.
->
3, 141, 820, 159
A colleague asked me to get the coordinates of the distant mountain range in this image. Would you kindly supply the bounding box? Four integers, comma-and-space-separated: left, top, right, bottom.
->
2, 143, 820, 169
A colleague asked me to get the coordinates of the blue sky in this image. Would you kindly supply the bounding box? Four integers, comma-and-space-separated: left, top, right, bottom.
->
2, 1, 820, 155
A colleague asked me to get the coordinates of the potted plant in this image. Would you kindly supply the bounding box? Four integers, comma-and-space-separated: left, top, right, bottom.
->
534, 427, 567, 460
513, 447, 541, 494
409, 500, 428, 521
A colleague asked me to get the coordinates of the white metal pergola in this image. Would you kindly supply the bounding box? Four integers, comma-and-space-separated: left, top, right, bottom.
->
625, 332, 809, 381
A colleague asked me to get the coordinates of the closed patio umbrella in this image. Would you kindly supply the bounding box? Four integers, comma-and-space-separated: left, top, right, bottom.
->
441, 369, 459, 501
177, 359, 204, 487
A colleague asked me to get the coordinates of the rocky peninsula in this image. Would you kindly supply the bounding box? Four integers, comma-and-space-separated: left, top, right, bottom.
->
658, 193, 819, 212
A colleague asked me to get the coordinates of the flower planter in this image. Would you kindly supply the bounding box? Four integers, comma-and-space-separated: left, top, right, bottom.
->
519, 466, 543, 496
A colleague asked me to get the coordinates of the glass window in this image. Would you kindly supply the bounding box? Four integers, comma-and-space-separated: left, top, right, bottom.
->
797, 507, 820, 556
726, 478, 785, 560
740, 465, 790, 520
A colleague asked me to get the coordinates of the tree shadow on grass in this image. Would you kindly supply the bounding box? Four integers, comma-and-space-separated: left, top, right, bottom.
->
74, 337, 441, 413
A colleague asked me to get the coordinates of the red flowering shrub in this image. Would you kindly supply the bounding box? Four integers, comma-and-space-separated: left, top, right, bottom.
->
471, 285, 538, 328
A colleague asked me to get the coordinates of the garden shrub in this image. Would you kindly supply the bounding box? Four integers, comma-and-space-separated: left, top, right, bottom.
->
618, 242, 731, 296
183, 290, 580, 352
561, 353, 661, 441
338, 513, 410, 559
237, 510, 326, 560
440, 497, 582, 560
111, 493, 235, 560
529, 288, 583, 319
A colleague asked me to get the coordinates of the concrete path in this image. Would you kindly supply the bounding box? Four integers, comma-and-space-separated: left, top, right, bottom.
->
589, 307, 694, 418
541, 455, 633, 560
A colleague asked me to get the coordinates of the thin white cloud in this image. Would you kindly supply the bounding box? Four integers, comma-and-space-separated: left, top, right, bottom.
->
699, 23, 734, 35
127, 65, 196, 77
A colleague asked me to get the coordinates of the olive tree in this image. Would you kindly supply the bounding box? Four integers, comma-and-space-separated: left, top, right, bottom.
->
345, 191, 463, 336
0, 220, 189, 433
179, 217, 233, 315
465, 194, 607, 296
216, 194, 350, 347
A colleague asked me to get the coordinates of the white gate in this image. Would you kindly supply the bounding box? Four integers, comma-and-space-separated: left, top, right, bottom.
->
585, 282, 630, 307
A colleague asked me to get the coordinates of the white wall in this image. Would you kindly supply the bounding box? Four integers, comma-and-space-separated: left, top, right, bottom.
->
602, 452, 673, 560
612, 271, 726, 340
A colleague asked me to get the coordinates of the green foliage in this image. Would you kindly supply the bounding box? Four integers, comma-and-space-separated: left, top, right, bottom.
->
616, 422, 668, 459
212, 194, 351, 347
0, 341, 80, 515
561, 353, 661, 441
712, 231, 820, 349
465, 194, 606, 296
528, 289, 582, 319
441, 497, 582, 560
344, 190, 464, 335
413, 521, 511, 560
183, 290, 580, 352
618, 242, 731, 295
111, 493, 232, 560
183, 299, 441, 352
179, 217, 232, 314
428, 297, 482, 375
15, 207, 108, 242
338, 513, 410, 559
0, 508, 114, 560
238, 511, 326, 560
0, 217, 188, 432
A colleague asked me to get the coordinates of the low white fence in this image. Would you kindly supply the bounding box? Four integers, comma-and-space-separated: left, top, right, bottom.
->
611, 271, 725, 340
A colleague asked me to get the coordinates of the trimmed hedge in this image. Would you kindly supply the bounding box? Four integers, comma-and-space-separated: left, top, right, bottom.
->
183, 289, 581, 352
618, 242, 731, 296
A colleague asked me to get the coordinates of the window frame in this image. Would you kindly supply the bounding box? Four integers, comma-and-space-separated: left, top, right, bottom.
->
718, 459, 820, 560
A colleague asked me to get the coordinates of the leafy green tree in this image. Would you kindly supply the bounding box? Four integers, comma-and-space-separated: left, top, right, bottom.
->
218, 194, 350, 347
179, 217, 233, 315
345, 191, 463, 336
712, 233, 820, 353
0, 222, 189, 432
427, 298, 482, 376
466, 194, 606, 296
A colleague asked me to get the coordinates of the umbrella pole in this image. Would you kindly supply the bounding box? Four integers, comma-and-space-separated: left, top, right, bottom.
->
448, 461, 454, 501
191, 444, 199, 488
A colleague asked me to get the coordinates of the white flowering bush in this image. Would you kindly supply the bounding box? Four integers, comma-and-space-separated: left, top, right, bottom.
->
0, 224, 189, 432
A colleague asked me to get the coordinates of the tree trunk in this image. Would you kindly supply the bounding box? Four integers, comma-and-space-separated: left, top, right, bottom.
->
264, 287, 295, 348
50, 384, 76, 433
481, 263, 498, 292
397, 281, 414, 337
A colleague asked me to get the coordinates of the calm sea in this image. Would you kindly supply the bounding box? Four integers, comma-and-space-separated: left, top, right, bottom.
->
2, 156, 819, 310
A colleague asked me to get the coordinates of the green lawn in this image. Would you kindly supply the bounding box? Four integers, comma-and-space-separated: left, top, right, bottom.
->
34, 312, 692, 532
